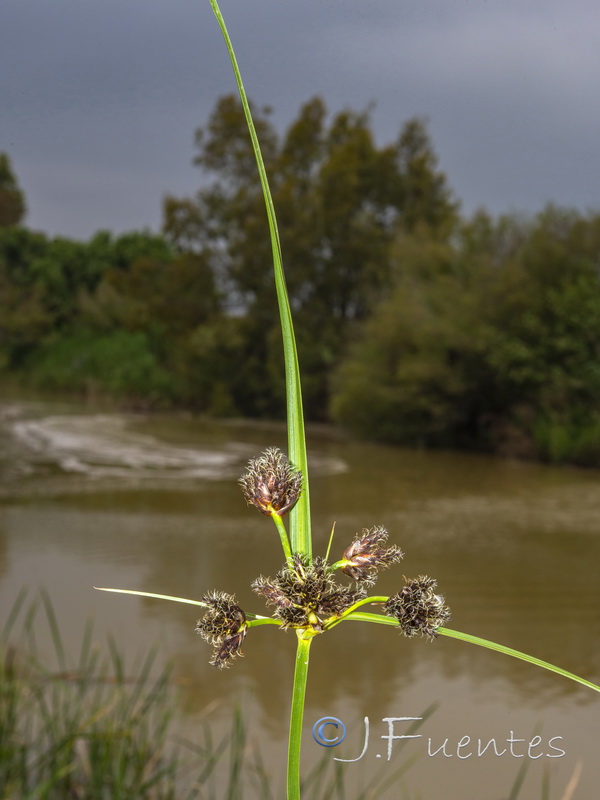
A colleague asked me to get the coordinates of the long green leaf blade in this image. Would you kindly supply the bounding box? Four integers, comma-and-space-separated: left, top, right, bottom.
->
95, 587, 208, 606
345, 612, 600, 694
437, 626, 600, 694
208, 0, 311, 556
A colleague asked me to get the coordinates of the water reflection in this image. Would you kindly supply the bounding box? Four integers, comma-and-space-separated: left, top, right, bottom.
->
12, 413, 242, 478
0, 399, 599, 798
0, 402, 346, 497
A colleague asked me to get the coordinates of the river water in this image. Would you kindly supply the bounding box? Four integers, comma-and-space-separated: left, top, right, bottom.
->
1, 397, 599, 798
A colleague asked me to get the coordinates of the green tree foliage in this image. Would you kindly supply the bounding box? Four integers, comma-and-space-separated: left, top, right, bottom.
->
332, 207, 600, 465
0, 153, 26, 227
26, 238, 227, 409
395, 118, 459, 234
5, 120, 600, 467
28, 329, 172, 401
75, 249, 224, 408
0, 153, 227, 409
164, 95, 458, 418
0, 224, 175, 371
0, 228, 52, 369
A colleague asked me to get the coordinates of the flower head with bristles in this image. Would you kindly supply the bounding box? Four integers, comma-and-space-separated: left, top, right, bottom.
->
253, 554, 366, 632
239, 447, 302, 517
196, 591, 247, 668
340, 526, 404, 586
384, 576, 451, 640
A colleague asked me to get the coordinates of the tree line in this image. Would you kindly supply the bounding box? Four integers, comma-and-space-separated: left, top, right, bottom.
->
2, 97, 600, 465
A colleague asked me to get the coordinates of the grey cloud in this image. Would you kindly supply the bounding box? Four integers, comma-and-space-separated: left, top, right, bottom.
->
1, 0, 599, 238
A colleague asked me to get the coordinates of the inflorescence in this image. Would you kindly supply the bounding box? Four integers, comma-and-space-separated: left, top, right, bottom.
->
339, 526, 404, 586
238, 447, 302, 517
195, 590, 247, 669
196, 448, 451, 667
253, 554, 366, 632
384, 576, 451, 639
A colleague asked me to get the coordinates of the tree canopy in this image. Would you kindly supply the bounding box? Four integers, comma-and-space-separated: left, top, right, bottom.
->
3, 102, 600, 466
164, 95, 457, 417
331, 208, 600, 464
0, 153, 26, 227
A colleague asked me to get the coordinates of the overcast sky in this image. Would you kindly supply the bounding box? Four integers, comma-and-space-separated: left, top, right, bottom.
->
2, 0, 599, 240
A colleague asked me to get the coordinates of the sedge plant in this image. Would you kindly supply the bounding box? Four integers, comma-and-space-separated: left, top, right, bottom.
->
97, 2, 600, 798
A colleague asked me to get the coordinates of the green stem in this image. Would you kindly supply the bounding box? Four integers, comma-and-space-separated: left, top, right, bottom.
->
323, 596, 388, 631
246, 617, 282, 628
273, 513, 293, 562
323, 523, 336, 562
288, 634, 312, 800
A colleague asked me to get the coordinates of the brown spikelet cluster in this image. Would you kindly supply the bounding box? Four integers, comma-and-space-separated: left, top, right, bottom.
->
383, 576, 451, 640
196, 591, 247, 669
239, 447, 302, 517
341, 526, 404, 586
252, 554, 366, 632
195, 447, 450, 667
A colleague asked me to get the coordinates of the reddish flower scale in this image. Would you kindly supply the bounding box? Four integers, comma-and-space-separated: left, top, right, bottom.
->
341, 526, 404, 585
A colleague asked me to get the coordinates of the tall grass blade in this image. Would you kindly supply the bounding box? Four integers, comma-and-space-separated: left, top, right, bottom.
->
438, 627, 600, 694
208, 0, 311, 558
346, 612, 600, 694
541, 766, 551, 800
560, 759, 583, 800
226, 704, 246, 800
1, 586, 27, 642
40, 586, 67, 672
1, 591, 234, 799
359, 705, 437, 798
77, 617, 95, 675
506, 733, 535, 800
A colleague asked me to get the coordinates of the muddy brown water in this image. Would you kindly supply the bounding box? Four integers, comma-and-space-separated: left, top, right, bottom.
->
1, 398, 599, 798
